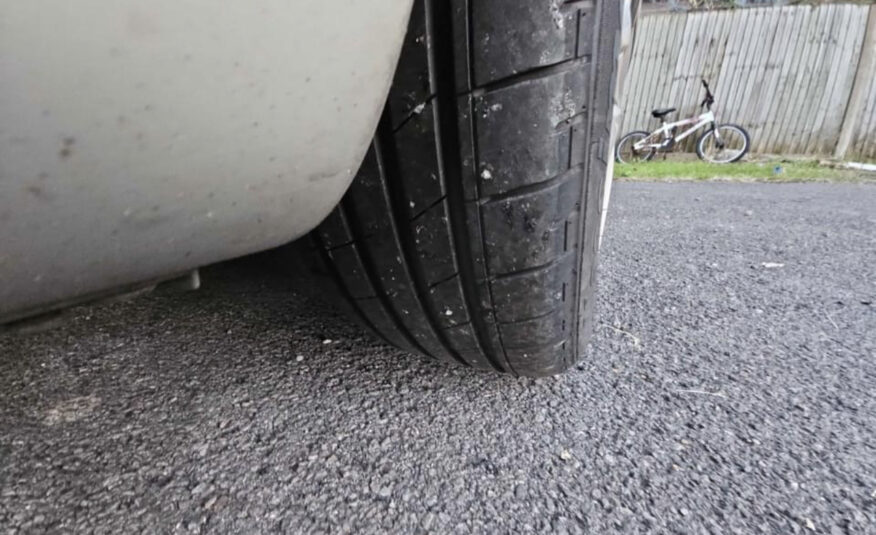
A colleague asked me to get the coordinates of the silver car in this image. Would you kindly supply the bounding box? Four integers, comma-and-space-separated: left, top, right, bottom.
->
1, 0, 638, 376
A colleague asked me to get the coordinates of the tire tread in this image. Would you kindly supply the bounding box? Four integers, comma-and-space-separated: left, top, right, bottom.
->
310, 0, 626, 376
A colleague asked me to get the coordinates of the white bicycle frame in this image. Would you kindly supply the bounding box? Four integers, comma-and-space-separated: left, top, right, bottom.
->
633, 110, 717, 150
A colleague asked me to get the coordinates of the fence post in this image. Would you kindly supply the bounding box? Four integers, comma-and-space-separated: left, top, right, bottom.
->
835, 5, 876, 160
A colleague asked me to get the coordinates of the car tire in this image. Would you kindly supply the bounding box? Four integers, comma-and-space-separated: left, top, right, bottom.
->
307, 0, 635, 377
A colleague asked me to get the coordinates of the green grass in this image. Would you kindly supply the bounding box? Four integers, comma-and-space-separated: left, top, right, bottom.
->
614, 159, 873, 182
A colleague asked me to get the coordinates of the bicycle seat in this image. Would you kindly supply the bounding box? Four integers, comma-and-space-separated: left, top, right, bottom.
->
651, 108, 677, 119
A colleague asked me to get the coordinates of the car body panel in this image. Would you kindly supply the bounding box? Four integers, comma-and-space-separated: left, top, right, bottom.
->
601, 0, 638, 249
0, 0, 413, 322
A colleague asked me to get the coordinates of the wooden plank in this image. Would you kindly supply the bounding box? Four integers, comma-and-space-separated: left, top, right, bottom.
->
688, 10, 725, 150
750, 6, 795, 153
760, 7, 796, 152
782, 6, 825, 152
863, 53, 876, 158
803, 5, 853, 154
697, 12, 723, 91
828, 4, 865, 152
721, 8, 754, 128
801, 5, 847, 154
653, 12, 686, 128
781, 6, 826, 153
752, 8, 787, 152
851, 75, 873, 157
809, 6, 862, 154
642, 15, 686, 130
735, 8, 778, 150
858, 75, 876, 158
622, 13, 654, 133
868, 80, 876, 158
691, 11, 718, 148
620, 12, 645, 131
732, 7, 764, 125
642, 14, 687, 129
702, 10, 732, 89
765, 7, 811, 153
677, 11, 714, 150
634, 14, 662, 132
791, 5, 837, 153
619, 13, 650, 133
668, 10, 703, 122
712, 8, 748, 144
822, 6, 868, 155
810, 5, 856, 154
703, 8, 734, 148
721, 8, 757, 132
711, 11, 740, 117
739, 8, 774, 127
837, 5, 876, 159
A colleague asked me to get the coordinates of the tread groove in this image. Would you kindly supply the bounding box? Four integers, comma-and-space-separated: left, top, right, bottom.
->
427, 271, 460, 290
326, 240, 355, 252
490, 251, 573, 282
556, 109, 589, 131
410, 194, 448, 222
497, 307, 560, 327
429, 0, 510, 373
563, 220, 569, 252
311, 234, 389, 344
479, 165, 582, 206
562, 0, 594, 8
337, 197, 433, 357
392, 94, 437, 134
468, 56, 591, 98
373, 116, 471, 368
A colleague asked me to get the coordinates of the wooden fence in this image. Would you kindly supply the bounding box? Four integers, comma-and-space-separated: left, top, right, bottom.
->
620, 3, 876, 159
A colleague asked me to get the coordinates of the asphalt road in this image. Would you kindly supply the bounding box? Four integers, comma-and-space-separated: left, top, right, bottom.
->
1, 182, 875, 534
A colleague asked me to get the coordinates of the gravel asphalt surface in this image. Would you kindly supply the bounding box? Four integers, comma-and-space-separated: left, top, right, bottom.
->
1, 182, 874, 534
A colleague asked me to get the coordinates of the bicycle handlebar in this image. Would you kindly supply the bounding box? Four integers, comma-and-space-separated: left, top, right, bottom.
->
701, 79, 715, 110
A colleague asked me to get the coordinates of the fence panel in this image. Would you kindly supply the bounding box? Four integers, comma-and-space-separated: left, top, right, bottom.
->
620, 3, 874, 158
854, 74, 876, 159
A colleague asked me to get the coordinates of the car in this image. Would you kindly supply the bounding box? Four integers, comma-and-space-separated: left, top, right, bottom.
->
1, 0, 638, 376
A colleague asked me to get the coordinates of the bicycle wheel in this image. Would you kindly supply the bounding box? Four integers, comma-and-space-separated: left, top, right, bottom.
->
615, 131, 655, 164
696, 124, 750, 163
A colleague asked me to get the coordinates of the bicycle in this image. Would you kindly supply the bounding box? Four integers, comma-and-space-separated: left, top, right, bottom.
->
615, 80, 750, 164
